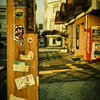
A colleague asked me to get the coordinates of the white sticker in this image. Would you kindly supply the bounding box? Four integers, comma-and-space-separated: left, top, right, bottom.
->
36, 76, 39, 87
15, 74, 35, 89
13, 61, 29, 72
28, 38, 33, 43
20, 51, 34, 60
9, 94, 26, 100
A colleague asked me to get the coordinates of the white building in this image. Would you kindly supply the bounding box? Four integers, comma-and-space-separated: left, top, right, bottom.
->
0, 5, 6, 38
43, 0, 66, 31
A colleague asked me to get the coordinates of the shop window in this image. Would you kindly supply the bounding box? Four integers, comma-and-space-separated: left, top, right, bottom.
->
0, 15, 6, 19
76, 25, 79, 49
57, 37, 62, 41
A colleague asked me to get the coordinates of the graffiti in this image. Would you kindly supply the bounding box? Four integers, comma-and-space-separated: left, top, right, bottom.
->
29, 0, 33, 7
14, 0, 34, 30
14, 25, 25, 45
14, 1, 30, 7
28, 0, 34, 29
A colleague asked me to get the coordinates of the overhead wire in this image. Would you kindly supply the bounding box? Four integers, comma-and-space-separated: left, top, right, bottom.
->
39, 0, 45, 5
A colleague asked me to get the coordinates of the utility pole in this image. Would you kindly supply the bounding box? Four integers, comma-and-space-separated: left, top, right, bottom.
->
7, 0, 39, 100
34, 0, 36, 32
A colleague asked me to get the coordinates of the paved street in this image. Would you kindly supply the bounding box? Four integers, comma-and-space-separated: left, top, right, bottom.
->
0, 47, 7, 100
0, 48, 7, 83
0, 47, 100, 100
0, 47, 7, 67
39, 47, 100, 100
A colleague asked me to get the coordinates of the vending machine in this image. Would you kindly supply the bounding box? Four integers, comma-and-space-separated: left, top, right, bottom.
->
86, 26, 100, 61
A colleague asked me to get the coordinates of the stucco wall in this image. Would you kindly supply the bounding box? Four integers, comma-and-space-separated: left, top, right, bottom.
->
74, 14, 100, 59
74, 15, 86, 58
88, 14, 100, 28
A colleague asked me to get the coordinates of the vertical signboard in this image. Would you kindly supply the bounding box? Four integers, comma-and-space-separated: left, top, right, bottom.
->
86, 27, 92, 61
7, 0, 38, 100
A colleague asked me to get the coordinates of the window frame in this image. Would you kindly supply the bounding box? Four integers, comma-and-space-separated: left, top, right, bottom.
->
76, 25, 79, 49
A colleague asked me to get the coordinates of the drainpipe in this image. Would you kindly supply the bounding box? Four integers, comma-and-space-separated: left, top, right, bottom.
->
86, 14, 88, 30
85, 14, 88, 60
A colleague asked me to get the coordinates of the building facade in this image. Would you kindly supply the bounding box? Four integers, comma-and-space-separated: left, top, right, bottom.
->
43, 0, 66, 31
55, 0, 100, 60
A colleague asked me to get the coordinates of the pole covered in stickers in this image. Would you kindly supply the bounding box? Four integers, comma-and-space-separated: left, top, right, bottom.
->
7, 0, 39, 100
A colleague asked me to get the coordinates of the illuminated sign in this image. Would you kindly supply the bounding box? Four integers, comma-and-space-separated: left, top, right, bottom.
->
87, 32, 90, 53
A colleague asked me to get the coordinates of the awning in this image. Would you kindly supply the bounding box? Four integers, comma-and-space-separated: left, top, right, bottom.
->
65, 0, 75, 14
55, 11, 63, 24
72, 0, 89, 6
55, 0, 91, 24
56, 0, 75, 23
60, 3, 68, 20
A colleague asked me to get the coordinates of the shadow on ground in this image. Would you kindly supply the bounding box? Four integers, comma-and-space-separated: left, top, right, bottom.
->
39, 63, 100, 84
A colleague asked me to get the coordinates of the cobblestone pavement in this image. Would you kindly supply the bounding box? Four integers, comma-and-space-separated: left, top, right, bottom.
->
39, 80, 100, 100
39, 50, 100, 100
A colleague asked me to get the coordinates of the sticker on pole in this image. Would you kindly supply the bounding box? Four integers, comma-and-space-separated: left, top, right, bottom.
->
9, 94, 26, 100
15, 9, 23, 18
13, 61, 29, 72
20, 51, 34, 60
14, 25, 25, 45
15, 74, 35, 89
28, 38, 33, 43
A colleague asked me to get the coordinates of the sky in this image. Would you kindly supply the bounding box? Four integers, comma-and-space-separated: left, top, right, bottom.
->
0, 0, 44, 24
36, 0, 45, 24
